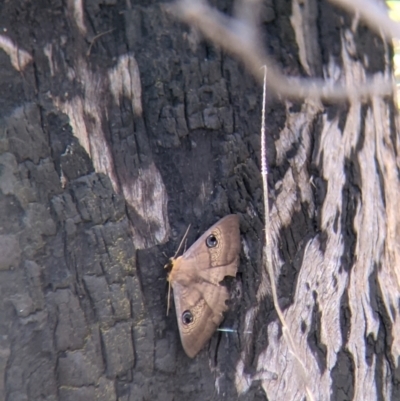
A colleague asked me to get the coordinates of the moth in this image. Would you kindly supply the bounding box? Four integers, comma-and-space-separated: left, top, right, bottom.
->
166, 214, 241, 358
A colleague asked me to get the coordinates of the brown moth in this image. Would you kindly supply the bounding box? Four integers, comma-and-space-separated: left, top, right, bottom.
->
166, 214, 241, 358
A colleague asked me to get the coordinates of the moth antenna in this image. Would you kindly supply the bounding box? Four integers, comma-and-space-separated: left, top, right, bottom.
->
166, 224, 191, 315
173, 224, 191, 259
166, 281, 171, 316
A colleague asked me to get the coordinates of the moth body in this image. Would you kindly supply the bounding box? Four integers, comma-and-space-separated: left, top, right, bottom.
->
168, 256, 198, 286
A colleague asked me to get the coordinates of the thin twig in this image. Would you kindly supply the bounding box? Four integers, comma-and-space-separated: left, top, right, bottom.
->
171, 0, 392, 102
87, 29, 115, 57
330, 0, 400, 41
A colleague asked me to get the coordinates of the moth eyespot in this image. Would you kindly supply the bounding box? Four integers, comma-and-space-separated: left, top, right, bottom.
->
182, 310, 193, 325
206, 234, 218, 248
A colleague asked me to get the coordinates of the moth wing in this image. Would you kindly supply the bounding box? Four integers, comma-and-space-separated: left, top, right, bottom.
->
172, 280, 231, 358
181, 214, 240, 280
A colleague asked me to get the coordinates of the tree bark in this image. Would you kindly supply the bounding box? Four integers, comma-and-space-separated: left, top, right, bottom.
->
0, 1, 398, 401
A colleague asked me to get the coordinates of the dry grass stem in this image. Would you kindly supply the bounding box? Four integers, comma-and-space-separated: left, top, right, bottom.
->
260, 66, 315, 401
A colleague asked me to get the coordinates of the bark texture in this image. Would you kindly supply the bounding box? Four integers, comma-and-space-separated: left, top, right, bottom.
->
0, 0, 398, 401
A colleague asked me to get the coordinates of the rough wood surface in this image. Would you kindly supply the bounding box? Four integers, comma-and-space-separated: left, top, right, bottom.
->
0, 1, 398, 401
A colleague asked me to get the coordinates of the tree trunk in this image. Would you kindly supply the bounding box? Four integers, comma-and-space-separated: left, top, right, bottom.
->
0, 1, 398, 400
